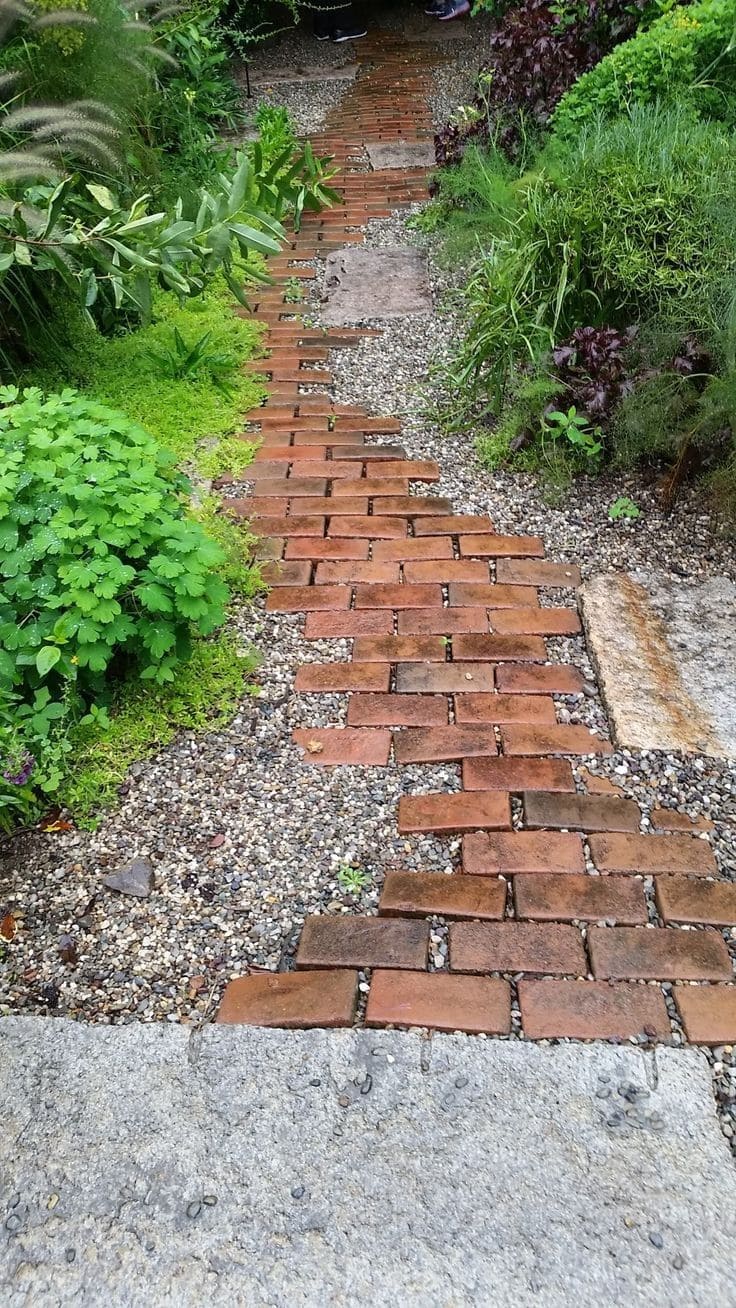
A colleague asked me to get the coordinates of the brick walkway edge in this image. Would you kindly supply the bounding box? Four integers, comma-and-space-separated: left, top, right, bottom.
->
215, 33, 736, 1046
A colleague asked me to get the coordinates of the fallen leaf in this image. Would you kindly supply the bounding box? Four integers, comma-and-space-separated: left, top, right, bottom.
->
209, 833, 226, 849
58, 934, 78, 966
188, 975, 205, 998
0, 912, 16, 941
305, 739, 324, 754
40, 818, 73, 834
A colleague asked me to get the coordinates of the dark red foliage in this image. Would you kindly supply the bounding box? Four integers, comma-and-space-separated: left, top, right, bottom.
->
553, 325, 638, 420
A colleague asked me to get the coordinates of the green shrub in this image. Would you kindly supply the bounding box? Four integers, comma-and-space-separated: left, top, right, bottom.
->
552, 0, 736, 136
0, 388, 230, 705
457, 105, 736, 401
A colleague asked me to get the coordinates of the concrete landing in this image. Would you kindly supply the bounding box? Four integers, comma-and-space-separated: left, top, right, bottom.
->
322, 247, 432, 324
1, 1020, 734, 1306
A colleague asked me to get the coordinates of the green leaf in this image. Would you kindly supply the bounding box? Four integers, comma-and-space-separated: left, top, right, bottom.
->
87, 183, 116, 211
36, 645, 61, 677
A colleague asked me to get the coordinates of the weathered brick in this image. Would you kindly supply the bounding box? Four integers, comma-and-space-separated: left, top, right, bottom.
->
355, 583, 443, 609
588, 833, 718, 876
293, 727, 391, 766
331, 477, 409, 496
366, 459, 440, 481
372, 537, 454, 561
255, 537, 285, 562
403, 560, 490, 584
413, 515, 494, 536
251, 515, 326, 538
519, 979, 670, 1040
332, 444, 407, 461
448, 583, 538, 609
228, 496, 288, 518
495, 664, 585, 695
463, 756, 575, 793
260, 560, 312, 586
372, 496, 451, 516
674, 985, 736, 1044
650, 808, 713, 833
295, 662, 390, 693
394, 724, 497, 764
491, 608, 582, 636
379, 871, 506, 920
396, 664, 496, 694
303, 610, 394, 639
522, 791, 641, 833
328, 515, 407, 539
452, 634, 547, 662
285, 538, 369, 560
588, 926, 732, 981
352, 635, 447, 663
314, 561, 400, 584
255, 444, 321, 461
495, 558, 582, 587
398, 791, 511, 835
655, 877, 736, 926
289, 460, 362, 480
348, 693, 448, 727
450, 921, 586, 975
256, 477, 329, 497
296, 915, 429, 970
501, 725, 613, 755
463, 831, 586, 876
366, 970, 511, 1035
299, 497, 369, 515
397, 607, 490, 635
455, 694, 556, 725
458, 534, 545, 558
216, 969, 358, 1027
514, 874, 648, 925
266, 584, 350, 613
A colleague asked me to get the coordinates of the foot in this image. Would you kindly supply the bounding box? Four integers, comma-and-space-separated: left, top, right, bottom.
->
437, 0, 470, 17
331, 24, 368, 41
315, 32, 330, 40
424, 0, 446, 12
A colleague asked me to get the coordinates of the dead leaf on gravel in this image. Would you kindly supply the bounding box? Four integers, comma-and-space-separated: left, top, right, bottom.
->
0, 912, 16, 940
58, 934, 78, 967
40, 818, 73, 833
209, 833, 226, 848
305, 739, 324, 754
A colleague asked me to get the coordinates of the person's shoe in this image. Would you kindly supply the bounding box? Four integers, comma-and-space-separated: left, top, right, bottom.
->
425, 0, 446, 13
331, 24, 368, 41
315, 31, 330, 40
437, 0, 470, 17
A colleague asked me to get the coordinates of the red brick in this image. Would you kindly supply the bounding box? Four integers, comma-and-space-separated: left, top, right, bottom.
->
398, 791, 511, 835
491, 608, 582, 636
649, 807, 714, 833
348, 694, 448, 727
332, 444, 407, 461
674, 986, 736, 1044
372, 496, 452, 516
589, 926, 732, 981
355, 583, 443, 609
332, 477, 409, 496
295, 662, 390, 693
519, 980, 670, 1040
655, 877, 736, 926
464, 756, 575, 793
366, 970, 511, 1035
398, 607, 490, 635
299, 497, 369, 515
260, 560, 312, 586
227, 496, 288, 519
266, 585, 350, 613
459, 534, 545, 558
289, 460, 362, 480
455, 694, 556, 725
522, 791, 641, 833
448, 583, 538, 609
285, 538, 369, 560
352, 635, 446, 663
303, 610, 394, 639
501, 725, 613, 755
496, 664, 585, 695
452, 634, 547, 662
246, 460, 290, 481
396, 663, 496, 694
403, 560, 490, 584
296, 915, 429, 970
256, 477, 329, 497
450, 921, 586, 975
379, 871, 506, 920
414, 515, 494, 536
463, 831, 586, 876
216, 969, 358, 1027
292, 727, 391, 766
328, 515, 407, 539
588, 833, 718, 876
365, 459, 440, 481
496, 558, 581, 587
255, 444, 323, 461
251, 515, 326, 538
515, 874, 648, 925
372, 537, 454, 561
255, 537, 285, 561
393, 725, 496, 764
314, 561, 400, 584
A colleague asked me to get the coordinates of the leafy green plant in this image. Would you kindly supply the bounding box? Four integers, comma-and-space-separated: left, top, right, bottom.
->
337, 863, 370, 894
145, 326, 238, 397
283, 275, 304, 303
0, 387, 229, 705
609, 496, 641, 519
254, 102, 296, 162
542, 405, 603, 462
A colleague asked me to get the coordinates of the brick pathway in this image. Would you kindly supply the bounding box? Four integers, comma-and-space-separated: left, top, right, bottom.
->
217, 33, 736, 1045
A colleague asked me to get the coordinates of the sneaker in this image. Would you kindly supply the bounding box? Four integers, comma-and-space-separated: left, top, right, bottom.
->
315, 32, 330, 40
332, 24, 368, 41
438, 0, 470, 17
425, 0, 446, 12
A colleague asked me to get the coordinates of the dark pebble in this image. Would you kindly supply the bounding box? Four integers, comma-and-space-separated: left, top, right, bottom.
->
291, 1186, 305, 1200
186, 1200, 202, 1219
4, 1214, 22, 1233
203, 1195, 217, 1207
65, 1248, 76, 1264
649, 1232, 664, 1249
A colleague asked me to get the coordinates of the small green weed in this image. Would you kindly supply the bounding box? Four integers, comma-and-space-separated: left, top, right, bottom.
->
283, 277, 305, 304
337, 864, 370, 894
608, 496, 641, 520
542, 406, 603, 464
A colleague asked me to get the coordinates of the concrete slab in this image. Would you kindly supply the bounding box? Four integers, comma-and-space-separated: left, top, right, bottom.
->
366, 141, 436, 171
581, 571, 736, 758
322, 247, 432, 325
1, 1019, 734, 1306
